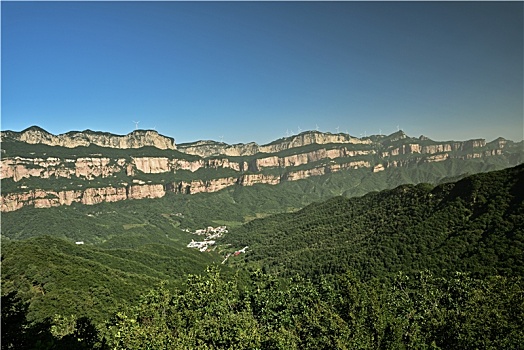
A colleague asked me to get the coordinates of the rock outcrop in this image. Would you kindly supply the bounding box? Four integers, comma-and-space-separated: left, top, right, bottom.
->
177, 131, 370, 157
1, 126, 176, 150
1, 156, 126, 182
0, 147, 375, 183
0, 184, 164, 212
1, 127, 521, 212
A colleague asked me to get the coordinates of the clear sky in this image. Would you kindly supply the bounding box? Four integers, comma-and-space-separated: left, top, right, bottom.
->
2, 1, 523, 145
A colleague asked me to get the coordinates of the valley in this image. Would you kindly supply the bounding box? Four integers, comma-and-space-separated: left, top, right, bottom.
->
1, 127, 523, 349
4, 0, 523, 347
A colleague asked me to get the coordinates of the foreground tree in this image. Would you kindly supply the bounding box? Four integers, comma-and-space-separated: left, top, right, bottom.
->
33, 266, 521, 349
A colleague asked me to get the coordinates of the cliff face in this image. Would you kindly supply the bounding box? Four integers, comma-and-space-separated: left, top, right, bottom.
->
380, 140, 487, 157
1, 157, 127, 182
0, 146, 375, 183
177, 131, 370, 157
1, 128, 521, 212
1, 126, 176, 150
1, 158, 372, 211
0, 184, 164, 212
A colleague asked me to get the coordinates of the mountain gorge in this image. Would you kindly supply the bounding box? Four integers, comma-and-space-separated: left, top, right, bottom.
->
1, 127, 522, 212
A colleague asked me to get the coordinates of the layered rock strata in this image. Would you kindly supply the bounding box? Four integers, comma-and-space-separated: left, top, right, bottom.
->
0, 184, 163, 212
1, 128, 520, 212
1, 126, 176, 150
177, 132, 371, 157
0, 159, 372, 212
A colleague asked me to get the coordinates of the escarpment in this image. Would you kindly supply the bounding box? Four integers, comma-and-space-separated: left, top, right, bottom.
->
1, 128, 522, 212
0, 184, 163, 212
176, 131, 370, 157
1, 126, 176, 150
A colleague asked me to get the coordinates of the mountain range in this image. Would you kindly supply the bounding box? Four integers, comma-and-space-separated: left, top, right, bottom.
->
1, 126, 523, 348
1, 126, 522, 213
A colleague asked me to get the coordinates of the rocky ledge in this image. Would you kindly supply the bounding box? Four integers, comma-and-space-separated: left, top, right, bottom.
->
1, 128, 522, 212
1, 126, 176, 150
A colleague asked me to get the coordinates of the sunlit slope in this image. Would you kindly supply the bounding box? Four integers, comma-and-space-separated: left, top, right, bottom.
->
222, 164, 524, 280
1, 233, 222, 324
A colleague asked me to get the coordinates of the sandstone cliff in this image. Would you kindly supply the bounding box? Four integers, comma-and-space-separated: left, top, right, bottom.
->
177, 131, 370, 157
1, 127, 521, 212
1, 126, 176, 150
0, 146, 376, 183
0, 158, 371, 212
0, 184, 164, 212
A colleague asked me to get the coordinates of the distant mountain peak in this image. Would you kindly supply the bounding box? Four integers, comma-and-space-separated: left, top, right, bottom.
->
21, 125, 49, 134
2, 126, 175, 150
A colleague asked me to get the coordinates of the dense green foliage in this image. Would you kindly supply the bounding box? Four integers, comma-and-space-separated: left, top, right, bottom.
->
222, 164, 524, 280
2, 163, 523, 348
1, 234, 222, 325
106, 268, 524, 350
3, 267, 523, 349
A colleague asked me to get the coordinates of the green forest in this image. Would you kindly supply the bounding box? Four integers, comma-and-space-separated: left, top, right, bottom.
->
3, 267, 523, 349
223, 164, 524, 280
2, 164, 523, 349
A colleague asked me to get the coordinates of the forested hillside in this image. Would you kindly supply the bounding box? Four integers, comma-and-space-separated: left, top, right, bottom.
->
2, 164, 523, 349
222, 164, 524, 280
1, 234, 224, 325
3, 266, 522, 349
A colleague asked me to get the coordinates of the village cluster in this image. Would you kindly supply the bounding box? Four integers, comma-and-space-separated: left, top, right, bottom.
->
186, 225, 228, 252
185, 225, 249, 261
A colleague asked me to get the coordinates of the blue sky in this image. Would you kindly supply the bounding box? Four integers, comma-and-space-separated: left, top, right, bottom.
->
2, 1, 522, 145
